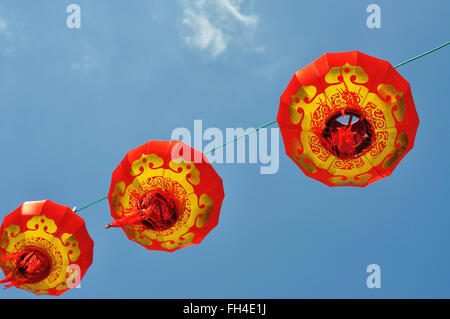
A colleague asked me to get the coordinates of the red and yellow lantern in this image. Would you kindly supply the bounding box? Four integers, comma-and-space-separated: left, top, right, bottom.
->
107, 140, 225, 252
277, 51, 419, 186
0, 200, 94, 295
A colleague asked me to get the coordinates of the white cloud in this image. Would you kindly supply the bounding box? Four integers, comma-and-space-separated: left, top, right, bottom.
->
69, 44, 103, 72
181, 0, 260, 58
70, 54, 96, 71
0, 17, 16, 56
217, 0, 257, 26
0, 18, 9, 37
183, 8, 227, 57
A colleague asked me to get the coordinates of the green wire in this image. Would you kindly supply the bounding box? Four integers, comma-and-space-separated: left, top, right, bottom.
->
74, 42, 449, 213
73, 120, 278, 213
204, 119, 277, 155
74, 196, 108, 213
394, 41, 449, 69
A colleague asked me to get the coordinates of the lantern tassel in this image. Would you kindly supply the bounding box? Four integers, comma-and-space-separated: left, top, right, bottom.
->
106, 187, 184, 231
0, 248, 52, 288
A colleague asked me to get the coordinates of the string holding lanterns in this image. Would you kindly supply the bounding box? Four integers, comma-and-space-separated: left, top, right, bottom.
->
0, 42, 448, 295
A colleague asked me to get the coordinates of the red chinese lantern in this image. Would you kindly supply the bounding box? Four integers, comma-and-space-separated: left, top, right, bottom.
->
0, 200, 94, 295
107, 140, 225, 252
277, 51, 419, 186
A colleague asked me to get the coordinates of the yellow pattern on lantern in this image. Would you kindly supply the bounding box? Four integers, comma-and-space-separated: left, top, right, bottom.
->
1, 225, 20, 249
161, 232, 195, 251
0, 215, 80, 295
112, 154, 214, 251
288, 62, 408, 186
61, 233, 81, 262
195, 194, 213, 228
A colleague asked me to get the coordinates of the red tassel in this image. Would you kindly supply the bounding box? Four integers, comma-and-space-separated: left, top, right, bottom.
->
321, 110, 374, 160
106, 187, 185, 231
0, 272, 15, 289
0, 248, 52, 289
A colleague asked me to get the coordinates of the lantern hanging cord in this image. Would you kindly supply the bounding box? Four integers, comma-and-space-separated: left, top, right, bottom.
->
74, 41, 449, 213
393, 41, 449, 68
73, 120, 277, 213
74, 196, 108, 213
204, 119, 277, 155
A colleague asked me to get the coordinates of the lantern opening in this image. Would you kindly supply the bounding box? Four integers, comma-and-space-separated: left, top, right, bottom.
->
0, 247, 52, 288
106, 187, 185, 231
321, 109, 374, 160
139, 188, 183, 231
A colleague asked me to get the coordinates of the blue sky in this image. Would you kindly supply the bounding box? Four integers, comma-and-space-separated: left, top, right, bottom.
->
0, 0, 449, 298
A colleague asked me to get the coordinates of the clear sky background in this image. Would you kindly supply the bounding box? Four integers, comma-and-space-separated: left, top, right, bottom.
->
0, 0, 449, 299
